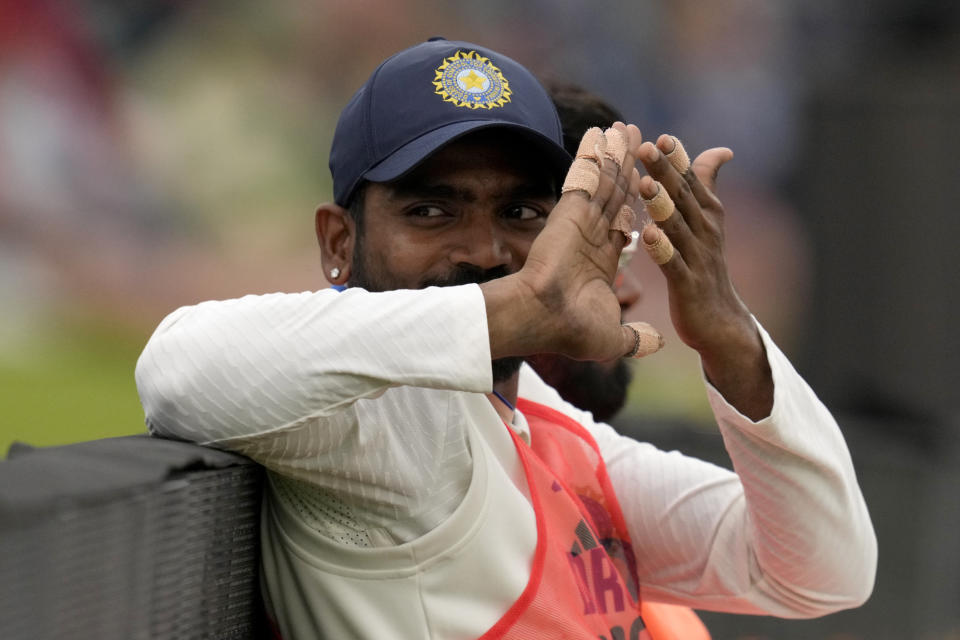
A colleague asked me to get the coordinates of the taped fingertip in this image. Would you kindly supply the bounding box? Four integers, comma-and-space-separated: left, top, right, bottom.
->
611, 205, 636, 241
561, 158, 601, 198
602, 127, 627, 169
665, 135, 691, 174
642, 222, 675, 265
641, 181, 675, 222
575, 127, 607, 165
624, 321, 664, 358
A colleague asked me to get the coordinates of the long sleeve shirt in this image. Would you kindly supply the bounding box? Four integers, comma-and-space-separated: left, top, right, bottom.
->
135, 284, 876, 637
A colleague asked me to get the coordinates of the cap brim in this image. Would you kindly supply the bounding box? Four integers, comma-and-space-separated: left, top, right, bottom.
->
363, 120, 572, 187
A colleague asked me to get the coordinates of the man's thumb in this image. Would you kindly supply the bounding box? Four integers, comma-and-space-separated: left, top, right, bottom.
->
692, 147, 734, 192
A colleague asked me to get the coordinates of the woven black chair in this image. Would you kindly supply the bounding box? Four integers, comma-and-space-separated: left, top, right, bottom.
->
0, 435, 266, 640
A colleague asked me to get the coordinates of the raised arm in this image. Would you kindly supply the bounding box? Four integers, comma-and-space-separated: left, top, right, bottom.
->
509, 127, 876, 615
135, 286, 494, 444
592, 133, 875, 616
590, 327, 877, 618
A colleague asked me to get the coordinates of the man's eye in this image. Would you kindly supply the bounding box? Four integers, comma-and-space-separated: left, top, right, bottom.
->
504, 205, 543, 221
410, 206, 447, 218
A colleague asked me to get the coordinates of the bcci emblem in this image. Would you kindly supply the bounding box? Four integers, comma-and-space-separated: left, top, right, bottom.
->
433, 50, 512, 109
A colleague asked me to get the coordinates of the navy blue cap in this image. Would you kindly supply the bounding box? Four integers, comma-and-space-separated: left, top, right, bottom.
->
329, 38, 572, 206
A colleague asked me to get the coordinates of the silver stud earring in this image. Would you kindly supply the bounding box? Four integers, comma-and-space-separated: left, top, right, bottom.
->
329, 267, 341, 279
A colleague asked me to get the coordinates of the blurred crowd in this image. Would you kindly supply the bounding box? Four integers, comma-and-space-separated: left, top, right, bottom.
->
3, 0, 958, 428
0, 0, 823, 430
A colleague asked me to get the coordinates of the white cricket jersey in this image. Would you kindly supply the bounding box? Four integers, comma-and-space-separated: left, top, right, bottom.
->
135, 285, 876, 639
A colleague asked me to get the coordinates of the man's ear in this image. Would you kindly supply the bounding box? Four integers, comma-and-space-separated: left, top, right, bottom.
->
315, 203, 356, 284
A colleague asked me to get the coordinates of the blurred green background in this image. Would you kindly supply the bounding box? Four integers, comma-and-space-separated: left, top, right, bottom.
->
0, 313, 145, 448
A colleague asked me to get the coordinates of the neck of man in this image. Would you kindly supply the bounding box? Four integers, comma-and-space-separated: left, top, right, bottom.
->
487, 374, 519, 424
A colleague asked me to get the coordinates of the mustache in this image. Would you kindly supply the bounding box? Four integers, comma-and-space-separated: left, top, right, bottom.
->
420, 265, 511, 288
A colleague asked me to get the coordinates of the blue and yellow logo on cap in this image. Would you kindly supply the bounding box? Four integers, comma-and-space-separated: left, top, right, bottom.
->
433, 50, 511, 109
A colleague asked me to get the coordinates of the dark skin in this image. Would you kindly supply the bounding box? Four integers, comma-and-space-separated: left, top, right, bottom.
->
316, 125, 773, 422
526, 268, 642, 422
638, 136, 772, 419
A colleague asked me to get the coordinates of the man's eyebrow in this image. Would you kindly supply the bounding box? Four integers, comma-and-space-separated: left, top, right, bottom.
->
506, 182, 557, 200
387, 182, 470, 201
386, 181, 555, 202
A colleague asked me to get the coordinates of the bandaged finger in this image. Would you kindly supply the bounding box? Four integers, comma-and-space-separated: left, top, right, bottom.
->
561, 158, 601, 198
611, 204, 636, 241
575, 127, 607, 166
642, 182, 675, 222
665, 136, 691, 174
602, 127, 627, 169
642, 223, 675, 265
624, 321, 664, 358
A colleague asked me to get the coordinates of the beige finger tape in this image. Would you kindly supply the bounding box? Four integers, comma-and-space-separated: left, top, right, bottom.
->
561, 158, 600, 198
602, 127, 627, 169
575, 127, 607, 165
624, 321, 664, 358
666, 136, 691, 174
642, 182, 675, 222
611, 205, 636, 241
642, 223, 675, 265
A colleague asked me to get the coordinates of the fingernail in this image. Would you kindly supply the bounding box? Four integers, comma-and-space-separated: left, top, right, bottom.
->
638, 175, 658, 199
641, 224, 659, 244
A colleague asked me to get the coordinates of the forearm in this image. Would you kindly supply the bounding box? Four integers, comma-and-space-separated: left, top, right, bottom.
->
699, 313, 774, 422
701, 321, 876, 614
594, 322, 875, 617
135, 286, 493, 443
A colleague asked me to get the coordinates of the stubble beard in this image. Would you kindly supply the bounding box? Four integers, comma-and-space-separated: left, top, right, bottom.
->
525, 354, 633, 423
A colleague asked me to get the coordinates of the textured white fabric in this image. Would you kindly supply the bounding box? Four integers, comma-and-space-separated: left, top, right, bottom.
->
136, 285, 877, 638
517, 324, 877, 618
137, 286, 491, 546
259, 395, 536, 640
